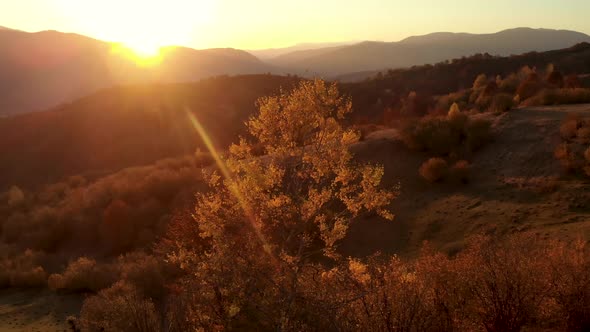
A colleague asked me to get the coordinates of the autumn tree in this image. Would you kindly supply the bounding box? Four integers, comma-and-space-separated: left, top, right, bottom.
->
165, 79, 396, 330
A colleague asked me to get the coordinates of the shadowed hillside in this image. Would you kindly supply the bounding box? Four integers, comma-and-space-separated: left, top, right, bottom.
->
0, 75, 300, 190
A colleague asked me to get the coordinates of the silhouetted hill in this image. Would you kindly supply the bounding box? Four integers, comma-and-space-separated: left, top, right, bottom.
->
272, 28, 590, 76
0, 29, 275, 116
0, 75, 300, 190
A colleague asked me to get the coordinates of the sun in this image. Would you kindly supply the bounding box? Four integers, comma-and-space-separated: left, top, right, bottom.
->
110, 41, 165, 67
125, 40, 162, 58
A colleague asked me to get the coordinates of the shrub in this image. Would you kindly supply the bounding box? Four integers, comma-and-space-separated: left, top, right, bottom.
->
455, 235, 550, 332
555, 143, 587, 172
547, 70, 564, 87
525, 89, 590, 107
490, 93, 514, 112
80, 281, 161, 332
546, 240, 590, 331
498, 73, 520, 94
482, 81, 498, 97
577, 127, 590, 143
0, 248, 47, 288
48, 257, 117, 292
447, 103, 468, 130
565, 74, 582, 89
117, 252, 168, 301
472, 74, 487, 90
419, 158, 448, 182
516, 80, 543, 102
400, 118, 461, 155
401, 113, 492, 156
560, 115, 581, 140
436, 91, 469, 113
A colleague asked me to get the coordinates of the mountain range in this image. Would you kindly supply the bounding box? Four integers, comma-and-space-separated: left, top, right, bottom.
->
0, 29, 273, 116
267, 28, 590, 76
1, 27, 589, 116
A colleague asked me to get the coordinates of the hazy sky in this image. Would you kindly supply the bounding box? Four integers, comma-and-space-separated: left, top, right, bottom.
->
2, 0, 590, 50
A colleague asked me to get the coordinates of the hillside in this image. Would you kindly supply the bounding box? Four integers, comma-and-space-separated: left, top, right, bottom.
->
341, 42, 590, 121
272, 28, 590, 76
0, 75, 300, 190
2, 103, 589, 331
0, 29, 274, 116
343, 104, 590, 256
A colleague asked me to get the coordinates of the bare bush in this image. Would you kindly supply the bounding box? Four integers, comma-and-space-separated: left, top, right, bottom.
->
454, 235, 550, 332
80, 281, 161, 332
546, 240, 590, 332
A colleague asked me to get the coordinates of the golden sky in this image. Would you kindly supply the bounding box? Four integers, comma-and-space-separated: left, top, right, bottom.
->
1, 0, 589, 50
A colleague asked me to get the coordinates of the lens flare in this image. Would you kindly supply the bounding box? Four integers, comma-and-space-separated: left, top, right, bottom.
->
187, 110, 276, 260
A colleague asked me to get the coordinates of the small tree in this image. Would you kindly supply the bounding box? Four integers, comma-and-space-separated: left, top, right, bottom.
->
473, 74, 488, 90
166, 80, 397, 330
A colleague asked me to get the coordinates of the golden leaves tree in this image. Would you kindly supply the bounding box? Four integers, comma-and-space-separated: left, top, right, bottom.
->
166, 79, 396, 330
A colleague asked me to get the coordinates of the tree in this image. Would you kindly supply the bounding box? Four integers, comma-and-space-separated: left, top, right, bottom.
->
165, 79, 397, 330
472, 74, 488, 90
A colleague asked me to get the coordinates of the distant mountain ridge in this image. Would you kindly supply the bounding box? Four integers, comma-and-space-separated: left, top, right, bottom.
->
0, 28, 275, 116
248, 42, 355, 60
271, 28, 590, 76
